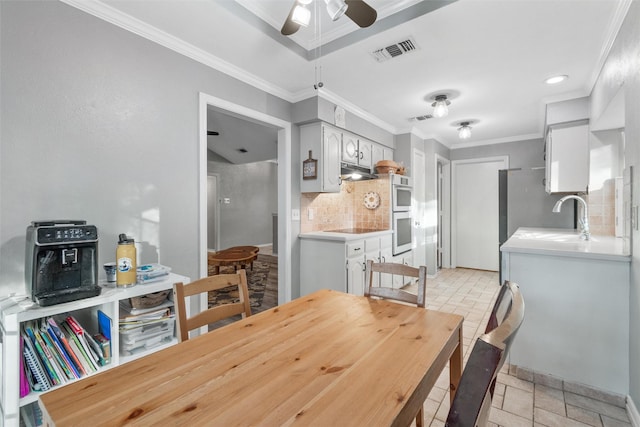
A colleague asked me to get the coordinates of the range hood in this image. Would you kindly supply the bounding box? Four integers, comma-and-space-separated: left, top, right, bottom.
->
341, 162, 378, 181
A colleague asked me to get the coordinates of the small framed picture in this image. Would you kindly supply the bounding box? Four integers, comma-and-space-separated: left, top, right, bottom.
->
303, 150, 317, 180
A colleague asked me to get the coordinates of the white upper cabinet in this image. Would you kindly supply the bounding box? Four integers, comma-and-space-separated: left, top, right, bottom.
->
545, 121, 589, 194
341, 131, 373, 169
300, 122, 342, 193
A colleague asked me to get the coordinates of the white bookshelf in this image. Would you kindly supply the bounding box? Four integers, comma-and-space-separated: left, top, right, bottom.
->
0, 273, 189, 427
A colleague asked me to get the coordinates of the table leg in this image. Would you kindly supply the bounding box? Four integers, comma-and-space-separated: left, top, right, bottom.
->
449, 325, 463, 404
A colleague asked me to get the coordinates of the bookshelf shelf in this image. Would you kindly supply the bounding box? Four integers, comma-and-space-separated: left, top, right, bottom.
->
0, 272, 189, 427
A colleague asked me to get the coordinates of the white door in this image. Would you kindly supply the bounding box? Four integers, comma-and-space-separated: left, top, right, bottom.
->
453, 157, 507, 271
412, 149, 426, 267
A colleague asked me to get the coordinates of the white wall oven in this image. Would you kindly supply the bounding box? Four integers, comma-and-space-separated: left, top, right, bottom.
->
392, 211, 412, 255
392, 174, 412, 212
391, 174, 413, 255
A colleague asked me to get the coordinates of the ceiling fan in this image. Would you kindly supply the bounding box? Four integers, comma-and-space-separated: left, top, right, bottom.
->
281, 0, 377, 36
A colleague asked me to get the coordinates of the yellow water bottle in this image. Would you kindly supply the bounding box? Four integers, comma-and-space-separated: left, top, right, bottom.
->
116, 233, 137, 288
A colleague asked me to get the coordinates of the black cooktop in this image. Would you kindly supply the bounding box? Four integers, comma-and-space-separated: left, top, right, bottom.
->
324, 228, 384, 234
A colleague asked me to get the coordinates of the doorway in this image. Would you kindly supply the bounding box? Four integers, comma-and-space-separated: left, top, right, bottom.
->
199, 93, 292, 310
436, 154, 451, 270
452, 156, 508, 271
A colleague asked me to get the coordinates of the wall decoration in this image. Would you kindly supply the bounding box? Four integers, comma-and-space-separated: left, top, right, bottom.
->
363, 191, 381, 209
303, 150, 318, 180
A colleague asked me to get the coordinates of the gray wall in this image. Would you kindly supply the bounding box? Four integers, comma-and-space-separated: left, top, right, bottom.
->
207, 154, 277, 250
590, 0, 640, 408
0, 0, 291, 296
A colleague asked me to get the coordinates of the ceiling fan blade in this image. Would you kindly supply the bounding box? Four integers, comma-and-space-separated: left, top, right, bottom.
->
345, 0, 377, 28
281, 2, 301, 36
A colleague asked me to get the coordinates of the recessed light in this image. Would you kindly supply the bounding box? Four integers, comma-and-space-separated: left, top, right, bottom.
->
545, 75, 568, 85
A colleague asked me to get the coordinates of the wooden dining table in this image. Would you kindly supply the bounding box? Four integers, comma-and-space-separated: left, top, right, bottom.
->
39, 289, 464, 427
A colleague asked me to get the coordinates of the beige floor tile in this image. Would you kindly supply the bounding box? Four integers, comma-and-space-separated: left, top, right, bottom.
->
497, 372, 535, 393
489, 407, 533, 426
564, 392, 630, 423
566, 404, 603, 427
534, 384, 566, 416
600, 415, 632, 427
534, 407, 594, 427
503, 385, 534, 419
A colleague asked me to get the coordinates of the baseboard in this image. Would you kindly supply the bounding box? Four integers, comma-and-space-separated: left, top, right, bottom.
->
628, 394, 640, 427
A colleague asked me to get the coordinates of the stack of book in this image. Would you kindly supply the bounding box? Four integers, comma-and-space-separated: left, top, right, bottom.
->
20, 313, 111, 394
136, 263, 171, 284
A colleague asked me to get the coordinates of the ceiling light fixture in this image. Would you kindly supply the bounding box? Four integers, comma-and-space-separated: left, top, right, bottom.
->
431, 94, 450, 118
545, 74, 568, 85
458, 122, 472, 139
324, 0, 348, 21
291, 4, 311, 27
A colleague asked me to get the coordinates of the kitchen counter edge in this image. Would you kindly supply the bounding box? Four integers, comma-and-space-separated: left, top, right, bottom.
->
299, 229, 393, 242
500, 227, 630, 262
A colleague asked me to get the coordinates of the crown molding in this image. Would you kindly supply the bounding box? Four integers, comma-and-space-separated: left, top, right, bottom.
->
588, 0, 633, 91
60, 0, 296, 103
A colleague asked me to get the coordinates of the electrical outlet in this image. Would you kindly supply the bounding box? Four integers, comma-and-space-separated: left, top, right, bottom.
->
223, 198, 231, 204
308, 208, 314, 220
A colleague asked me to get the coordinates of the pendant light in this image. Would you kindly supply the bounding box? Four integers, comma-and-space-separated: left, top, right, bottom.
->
431, 94, 450, 118
458, 122, 472, 139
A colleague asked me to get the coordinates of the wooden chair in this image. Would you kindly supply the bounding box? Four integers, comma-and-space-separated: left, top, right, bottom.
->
173, 270, 252, 342
445, 281, 525, 427
364, 259, 427, 308
364, 260, 428, 426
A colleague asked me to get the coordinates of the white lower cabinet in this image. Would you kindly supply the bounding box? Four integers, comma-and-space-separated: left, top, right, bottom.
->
300, 233, 392, 297
0, 273, 189, 427
392, 251, 414, 289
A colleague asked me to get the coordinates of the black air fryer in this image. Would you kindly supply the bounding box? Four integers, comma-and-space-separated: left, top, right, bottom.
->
25, 220, 101, 306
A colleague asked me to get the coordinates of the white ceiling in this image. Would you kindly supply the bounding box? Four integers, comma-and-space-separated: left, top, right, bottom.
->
67, 0, 629, 162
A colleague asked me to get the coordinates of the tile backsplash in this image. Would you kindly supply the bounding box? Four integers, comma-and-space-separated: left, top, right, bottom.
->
587, 178, 616, 236
301, 177, 391, 233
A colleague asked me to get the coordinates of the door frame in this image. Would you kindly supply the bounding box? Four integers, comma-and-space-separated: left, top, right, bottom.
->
435, 154, 451, 269
199, 92, 293, 307
451, 155, 508, 268
206, 173, 221, 251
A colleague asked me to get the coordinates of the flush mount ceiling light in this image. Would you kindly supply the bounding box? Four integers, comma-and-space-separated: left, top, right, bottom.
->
545, 74, 568, 85
457, 122, 472, 139
325, 0, 348, 21
431, 94, 450, 118
291, 3, 311, 27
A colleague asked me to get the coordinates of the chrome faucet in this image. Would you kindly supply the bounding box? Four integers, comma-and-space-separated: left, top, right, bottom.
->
552, 195, 590, 240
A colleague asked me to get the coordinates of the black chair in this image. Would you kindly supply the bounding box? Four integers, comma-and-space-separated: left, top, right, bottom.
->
445, 281, 525, 427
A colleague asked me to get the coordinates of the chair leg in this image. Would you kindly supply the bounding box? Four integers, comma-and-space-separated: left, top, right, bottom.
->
416, 407, 424, 427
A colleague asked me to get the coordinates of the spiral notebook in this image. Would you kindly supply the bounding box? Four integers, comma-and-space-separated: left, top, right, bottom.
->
22, 335, 51, 392
20, 337, 30, 398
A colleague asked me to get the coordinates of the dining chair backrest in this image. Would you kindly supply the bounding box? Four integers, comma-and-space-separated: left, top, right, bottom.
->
445, 281, 525, 427
364, 260, 427, 308
365, 259, 428, 427
173, 270, 252, 342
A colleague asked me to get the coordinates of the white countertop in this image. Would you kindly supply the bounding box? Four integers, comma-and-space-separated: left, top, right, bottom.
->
299, 229, 392, 242
500, 227, 630, 262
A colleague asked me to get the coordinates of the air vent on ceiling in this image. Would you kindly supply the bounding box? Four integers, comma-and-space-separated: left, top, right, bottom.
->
370, 37, 419, 63
411, 114, 433, 121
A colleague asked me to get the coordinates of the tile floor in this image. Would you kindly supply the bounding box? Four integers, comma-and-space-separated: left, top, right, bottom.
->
413, 268, 632, 427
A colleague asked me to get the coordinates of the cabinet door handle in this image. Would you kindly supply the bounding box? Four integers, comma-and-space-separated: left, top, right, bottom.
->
359, 151, 364, 160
